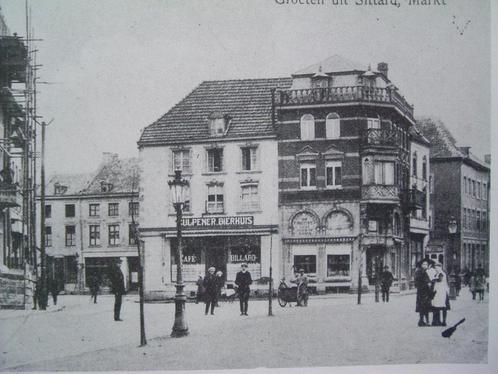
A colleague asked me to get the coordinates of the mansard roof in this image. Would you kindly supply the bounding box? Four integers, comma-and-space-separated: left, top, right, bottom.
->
138, 78, 292, 146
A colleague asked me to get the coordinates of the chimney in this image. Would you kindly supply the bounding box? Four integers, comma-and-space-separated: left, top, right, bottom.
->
485, 154, 491, 164
377, 62, 388, 78
458, 147, 471, 156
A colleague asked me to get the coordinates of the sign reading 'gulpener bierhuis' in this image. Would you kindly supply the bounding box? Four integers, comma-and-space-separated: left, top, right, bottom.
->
181, 216, 254, 227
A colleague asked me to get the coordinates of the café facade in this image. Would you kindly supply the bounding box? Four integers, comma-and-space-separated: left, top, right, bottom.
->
137, 78, 286, 300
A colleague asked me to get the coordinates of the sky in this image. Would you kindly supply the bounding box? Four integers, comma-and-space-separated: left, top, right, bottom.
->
0, 0, 491, 176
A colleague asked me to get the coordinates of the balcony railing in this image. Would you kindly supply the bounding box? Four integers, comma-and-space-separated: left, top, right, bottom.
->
0, 184, 21, 208
361, 185, 399, 202
362, 128, 400, 147
401, 188, 426, 210
277, 86, 414, 120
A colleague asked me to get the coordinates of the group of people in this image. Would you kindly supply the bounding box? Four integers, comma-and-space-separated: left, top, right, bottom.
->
463, 265, 487, 301
414, 259, 451, 327
32, 276, 60, 310
197, 263, 253, 316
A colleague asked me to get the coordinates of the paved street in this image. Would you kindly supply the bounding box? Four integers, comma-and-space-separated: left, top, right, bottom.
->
0, 288, 488, 371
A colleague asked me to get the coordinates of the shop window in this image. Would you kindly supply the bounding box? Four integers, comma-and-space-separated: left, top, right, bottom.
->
65, 204, 75, 218
64, 256, 78, 284
300, 114, 315, 140
65, 225, 76, 247
325, 160, 342, 188
241, 146, 258, 171
374, 161, 394, 185
240, 184, 260, 211
300, 162, 316, 189
294, 255, 316, 274
292, 211, 318, 236
327, 254, 350, 277
207, 148, 224, 172
173, 149, 192, 174
325, 113, 340, 139
108, 224, 120, 246
108, 203, 119, 216
129, 202, 139, 217
129, 224, 137, 246
207, 184, 224, 213
45, 226, 52, 247
89, 225, 100, 246
89, 203, 100, 217
45, 205, 52, 219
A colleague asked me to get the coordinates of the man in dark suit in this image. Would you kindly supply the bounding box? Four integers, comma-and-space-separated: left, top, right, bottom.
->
203, 267, 217, 315
235, 263, 252, 316
109, 260, 126, 321
380, 265, 394, 303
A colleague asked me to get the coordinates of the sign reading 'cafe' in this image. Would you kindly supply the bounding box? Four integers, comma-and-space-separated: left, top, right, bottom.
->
181, 216, 254, 227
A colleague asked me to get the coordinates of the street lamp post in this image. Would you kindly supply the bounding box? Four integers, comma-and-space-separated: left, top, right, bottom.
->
168, 170, 189, 338
447, 217, 458, 300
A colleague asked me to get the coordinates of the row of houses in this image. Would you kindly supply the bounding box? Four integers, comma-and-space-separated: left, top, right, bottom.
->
38, 55, 490, 298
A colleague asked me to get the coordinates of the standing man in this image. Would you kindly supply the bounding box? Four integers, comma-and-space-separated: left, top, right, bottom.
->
203, 267, 217, 315
88, 273, 100, 304
48, 276, 59, 306
109, 260, 126, 321
235, 263, 252, 316
295, 269, 309, 307
380, 265, 394, 303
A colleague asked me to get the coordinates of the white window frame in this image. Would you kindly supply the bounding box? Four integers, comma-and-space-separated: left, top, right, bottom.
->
173, 149, 192, 174
207, 184, 224, 214
240, 146, 258, 171
325, 160, 342, 189
89, 225, 101, 247
300, 114, 315, 140
108, 224, 120, 246
240, 183, 260, 212
325, 113, 340, 139
367, 118, 380, 129
207, 148, 224, 173
300, 162, 317, 190
374, 161, 395, 185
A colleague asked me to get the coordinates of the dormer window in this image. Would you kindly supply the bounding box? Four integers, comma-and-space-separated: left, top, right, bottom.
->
208, 112, 230, 136
101, 181, 114, 192
54, 183, 68, 195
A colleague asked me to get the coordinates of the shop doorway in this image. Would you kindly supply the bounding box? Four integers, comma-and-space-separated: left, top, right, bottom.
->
206, 246, 227, 277
366, 246, 385, 285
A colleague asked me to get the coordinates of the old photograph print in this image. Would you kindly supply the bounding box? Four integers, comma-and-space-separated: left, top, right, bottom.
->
0, 0, 493, 372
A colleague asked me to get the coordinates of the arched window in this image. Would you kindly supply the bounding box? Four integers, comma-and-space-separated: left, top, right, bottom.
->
291, 211, 318, 236
422, 156, 427, 180
325, 113, 340, 139
394, 212, 401, 236
363, 157, 373, 185
324, 210, 353, 236
300, 114, 315, 140
412, 152, 418, 177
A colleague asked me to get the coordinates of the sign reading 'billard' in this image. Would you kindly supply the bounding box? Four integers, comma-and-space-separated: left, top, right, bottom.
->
181, 216, 254, 227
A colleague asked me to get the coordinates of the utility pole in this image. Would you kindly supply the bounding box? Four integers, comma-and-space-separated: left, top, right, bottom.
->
357, 233, 364, 305
131, 174, 146, 346
268, 233, 273, 316
38, 121, 48, 309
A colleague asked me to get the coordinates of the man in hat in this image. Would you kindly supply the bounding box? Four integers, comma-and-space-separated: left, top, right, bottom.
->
203, 267, 218, 315
380, 265, 395, 303
109, 259, 126, 321
235, 263, 252, 316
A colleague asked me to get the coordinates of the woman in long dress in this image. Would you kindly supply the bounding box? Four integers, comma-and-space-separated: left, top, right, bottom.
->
415, 259, 433, 327
431, 263, 450, 326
